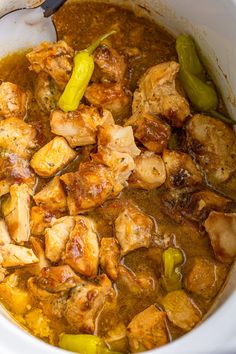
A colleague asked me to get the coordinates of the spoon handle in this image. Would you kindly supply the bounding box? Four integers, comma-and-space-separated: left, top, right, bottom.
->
41, 0, 66, 17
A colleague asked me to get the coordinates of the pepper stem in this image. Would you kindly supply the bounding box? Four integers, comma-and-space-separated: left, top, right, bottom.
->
86, 30, 116, 55
210, 110, 235, 125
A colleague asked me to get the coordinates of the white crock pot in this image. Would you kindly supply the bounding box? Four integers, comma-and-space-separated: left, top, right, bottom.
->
0, 1, 235, 353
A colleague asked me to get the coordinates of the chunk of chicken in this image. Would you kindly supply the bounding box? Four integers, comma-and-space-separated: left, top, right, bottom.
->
0, 82, 27, 119
115, 206, 153, 255
0, 219, 11, 245
127, 305, 169, 352
36, 265, 80, 293
26, 41, 74, 89
163, 149, 202, 189
63, 216, 99, 277
50, 105, 114, 148
35, 72, 61, 112
100, 238, 120, 280
125, 112, 171, 153
64, 274, 114, 333
0, 180, 11, 197
31, 237, 50, 272
85, 83, 130, 116
184, 257, 227, 300
34, 176, 67, 214
204, 212, 236, 263
0, 118, 37, 159
45, 216, 75, 263
186, 114, 236, 183
0, 244, 38, 267
2, 184, 30, 244
161, 290, 202, 331
98, 124, 140, 157
60, 162, 114, 215
129, 151, 166, 190
30, 206, 53, 236
30, 137, 76, 177
132, 61, 190, 127
93, 43, 127, 83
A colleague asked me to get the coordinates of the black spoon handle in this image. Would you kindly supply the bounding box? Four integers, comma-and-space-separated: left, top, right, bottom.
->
41, 0, 66, 17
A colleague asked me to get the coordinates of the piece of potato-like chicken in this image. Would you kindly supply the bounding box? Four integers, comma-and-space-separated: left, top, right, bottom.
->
26, 41, 74, 89
63, 216, 99, 277
132, 61, 190, 127
184, 257, 227, 300
125, 112, 171, 153
100, 238, 120, 281
85, 83, 130, 116
2, 184, 30, 244
127, 305, 169, 352
0, 219, 11, 245
45, 216, 75, 263
50, 105, 114, 148
0, 244, 38, 267
0, 118, 37, 159
30, 137, 76, 177
34, 176, 67, 214
98, 124, 140, 157
204, 212, 236, 263
0, 82, 27, 119
161, 290, 202, 331
35, 72, 61, 112
129, 151, 166, 190
30, 206, 53, 236
93, 43, 127, 83
163, 149, 202, 189
64, 274, 114, 333
60, 162, 114, 215
115, 205, 153, 255
186, 114, 236, 183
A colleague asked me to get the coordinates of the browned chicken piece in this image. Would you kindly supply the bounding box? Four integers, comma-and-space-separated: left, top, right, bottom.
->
115, 206, 153, 255
30, 206, 53, 236
161, 290, 202, 331
104, 322, 128, 353
163, 149, 202, 189
0, 82, 27, 119
45, 216, 75, 263
63, 216, 99, 277
30, 137, 76, 177
26, 41, 74, 89
34, 176, 67, 214
0, 244, 38, 267
0, 219, 11, 245
50, 105, 114, 148
186, 114, 236, 183
93, 43, 127, 83
60, 162, 114, 215
85, 83, 130, 116
100, 238, 120, 280
127, 305, 169, 352
125, 112, 171, 153
2, 184, 30, 244
98, 124, 140, 157
100, 199, 140, 222
132, 61, 190, 127
35, 72, 61, 112
36, 265, 80, 293
0, 118, 37, 159
31, 237, 50, 272
204, 212, 236, 263
64, 274, 114, 333
129, 151, 166, 190
184, 257, 227, 300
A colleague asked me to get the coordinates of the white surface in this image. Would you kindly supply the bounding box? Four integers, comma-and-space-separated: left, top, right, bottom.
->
0, 0, 235, 353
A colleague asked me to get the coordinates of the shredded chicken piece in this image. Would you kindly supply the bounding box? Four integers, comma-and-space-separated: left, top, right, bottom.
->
2, 183, 30, 244
26, 41, 74, 89
30, 137, 76, 177
132, 61, 190, 127
129, 151, 166, 190
30, 206, 53, 236
0, 82, 27, 119
127, 305, 169, 352
0, 219, 11, 245
31, 237, 50, 272
35, 72, 61, 112
100, 238, 120, 280
204, 212, 236, 263
50, 105, 114, 148
0, 244, 38, 267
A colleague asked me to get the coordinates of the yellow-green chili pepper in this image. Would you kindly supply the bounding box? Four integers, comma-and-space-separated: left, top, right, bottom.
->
59, 30, 116, 112
162, 247, 183, 292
